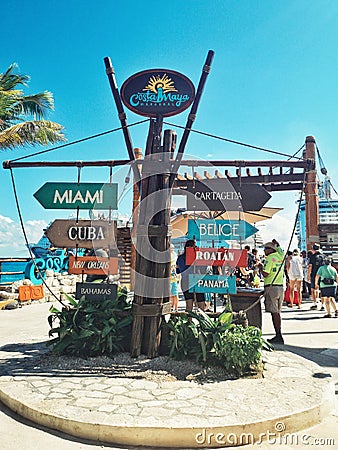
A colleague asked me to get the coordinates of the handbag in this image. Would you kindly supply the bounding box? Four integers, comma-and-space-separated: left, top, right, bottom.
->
322, 277, 335, 285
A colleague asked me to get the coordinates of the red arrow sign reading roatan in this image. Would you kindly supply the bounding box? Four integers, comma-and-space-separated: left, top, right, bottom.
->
186, 247, 247, 267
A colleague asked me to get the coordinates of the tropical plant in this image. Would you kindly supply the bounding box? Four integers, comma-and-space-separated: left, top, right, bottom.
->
165, 309, 269, 376
165, 314, 202, 361
214, 325, 267, 376
0, 63, 65, 150
47, 287, 132, 356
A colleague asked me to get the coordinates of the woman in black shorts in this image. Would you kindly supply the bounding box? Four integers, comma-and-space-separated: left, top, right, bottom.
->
315, 257, 338, 318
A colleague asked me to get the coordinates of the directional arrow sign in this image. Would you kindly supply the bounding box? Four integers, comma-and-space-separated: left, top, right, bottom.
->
188, 219, 258, 241
33, 182, 118, 210
45, 220, 117, 249
68, 256, 119, 275
186, 247, 248, 267
189, 274, 237, 294
185, 179, 271, 212
75, 282, 117, 301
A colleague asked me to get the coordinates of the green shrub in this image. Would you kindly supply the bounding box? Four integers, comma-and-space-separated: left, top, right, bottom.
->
164, 310, 268, 377
47, 287, 132, 356
214, 325, 266, 376
165, 314, 202, 361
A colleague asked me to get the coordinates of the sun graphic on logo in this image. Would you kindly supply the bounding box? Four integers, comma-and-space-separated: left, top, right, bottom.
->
143, 74, 178, 94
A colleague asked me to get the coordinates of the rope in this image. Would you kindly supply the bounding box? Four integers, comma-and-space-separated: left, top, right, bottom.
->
8, 119, 149, 163
243, 167, 307, 314
163, 121, 305, 160
9, 168, 68, 307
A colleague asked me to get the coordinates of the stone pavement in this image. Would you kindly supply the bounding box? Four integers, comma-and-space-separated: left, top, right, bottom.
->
0, 298, 337, 449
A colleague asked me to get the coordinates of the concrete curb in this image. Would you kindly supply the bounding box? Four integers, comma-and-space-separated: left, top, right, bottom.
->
0, 350, 335, 448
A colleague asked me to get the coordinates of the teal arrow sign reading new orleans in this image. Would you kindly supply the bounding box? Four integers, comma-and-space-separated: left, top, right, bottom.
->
188, 219, 258, 241
33, 183, 118, 210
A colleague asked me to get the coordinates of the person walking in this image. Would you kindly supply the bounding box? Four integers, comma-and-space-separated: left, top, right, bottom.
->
301, 250, 311, 297
176, 239, 205, 312
287, 249, 304, 308
315, 256, 338, 318
257, 240, 285, 345
308, 243, 324, 310
169, 244, 179, 312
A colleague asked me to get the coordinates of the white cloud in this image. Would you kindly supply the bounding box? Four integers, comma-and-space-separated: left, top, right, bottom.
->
256, 213, 298, 251
0, 214, 14, 224
0, 215, 47, 257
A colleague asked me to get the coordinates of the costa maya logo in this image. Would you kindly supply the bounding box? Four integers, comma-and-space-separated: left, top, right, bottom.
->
120, 69, 195, 117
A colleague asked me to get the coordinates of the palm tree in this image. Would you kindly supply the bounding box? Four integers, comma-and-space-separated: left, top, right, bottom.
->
0, 63, 66, 150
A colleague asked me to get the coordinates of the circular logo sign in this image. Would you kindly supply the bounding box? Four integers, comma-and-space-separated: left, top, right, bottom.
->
120, 69, 195, 118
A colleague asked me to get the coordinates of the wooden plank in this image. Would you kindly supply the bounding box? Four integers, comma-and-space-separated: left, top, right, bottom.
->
68, 256, 118, 275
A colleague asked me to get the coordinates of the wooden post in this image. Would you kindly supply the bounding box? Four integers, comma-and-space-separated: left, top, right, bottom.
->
304, 136, 319, 251
130, 148, 142, 291
130, 117, 172, 357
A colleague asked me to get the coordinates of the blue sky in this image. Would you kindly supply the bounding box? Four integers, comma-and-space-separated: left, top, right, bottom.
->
1, 0, 337, 256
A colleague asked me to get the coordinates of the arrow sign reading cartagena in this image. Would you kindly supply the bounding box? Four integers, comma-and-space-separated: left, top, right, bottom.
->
33, 183, 118, 210
185, 179, 271, 212
188, 219, 258, 241
45, 220, 117, 249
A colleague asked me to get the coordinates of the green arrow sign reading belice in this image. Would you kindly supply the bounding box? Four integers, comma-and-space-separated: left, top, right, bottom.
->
188, 219, 259, 241
33, 183, 118, 210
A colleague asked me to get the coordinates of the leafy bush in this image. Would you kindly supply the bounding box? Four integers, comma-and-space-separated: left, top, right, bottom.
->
165, 314, 202, 361
164, 310, 268, 377
47, 287, 132, 356
214, 325, 266, 376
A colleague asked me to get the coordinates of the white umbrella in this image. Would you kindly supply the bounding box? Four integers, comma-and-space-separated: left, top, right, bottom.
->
171, 207, 282, 239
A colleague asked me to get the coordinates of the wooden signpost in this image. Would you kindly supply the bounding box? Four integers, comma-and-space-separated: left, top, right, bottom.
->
45, 220, 117, 249
34, 182, 118, 210
185, 179, 271, 211
186, 247, 248, 267
75, 282, 117, 301
188, 219, 258, 241
68, 256, 118, 275
188, 274, 237, 294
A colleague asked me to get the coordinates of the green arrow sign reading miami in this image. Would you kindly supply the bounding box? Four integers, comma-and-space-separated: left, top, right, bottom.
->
33, 183, 118, 210
188, 219, 258, 241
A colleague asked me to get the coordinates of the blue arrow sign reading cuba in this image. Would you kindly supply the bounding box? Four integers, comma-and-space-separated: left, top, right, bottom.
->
33, 183, 118, 210
189, 274, 237, 294
188, 219, 258, 241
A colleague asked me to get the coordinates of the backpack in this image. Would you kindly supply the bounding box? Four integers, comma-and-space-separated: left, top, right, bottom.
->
313, 253, 324, 274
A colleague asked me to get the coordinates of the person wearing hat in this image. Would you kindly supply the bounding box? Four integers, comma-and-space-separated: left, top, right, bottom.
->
257, 239, 285, 344
308, 243, 324, 310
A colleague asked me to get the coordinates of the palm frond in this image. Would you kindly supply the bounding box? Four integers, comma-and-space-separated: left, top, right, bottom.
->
0, 120, 66, 150
17, 92, 55, 118
0, 63, 30, 91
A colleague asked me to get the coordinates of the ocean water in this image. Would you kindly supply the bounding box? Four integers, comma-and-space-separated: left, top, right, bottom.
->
0, 261, 28, 284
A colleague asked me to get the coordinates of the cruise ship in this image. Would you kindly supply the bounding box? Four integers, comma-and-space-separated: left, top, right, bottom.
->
296, 176, 338, 253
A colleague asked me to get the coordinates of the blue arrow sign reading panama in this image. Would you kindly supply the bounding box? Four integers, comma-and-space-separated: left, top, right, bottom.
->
189, 274, 237, 294
188, 219, 258, 241
33, 183, 118, 210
